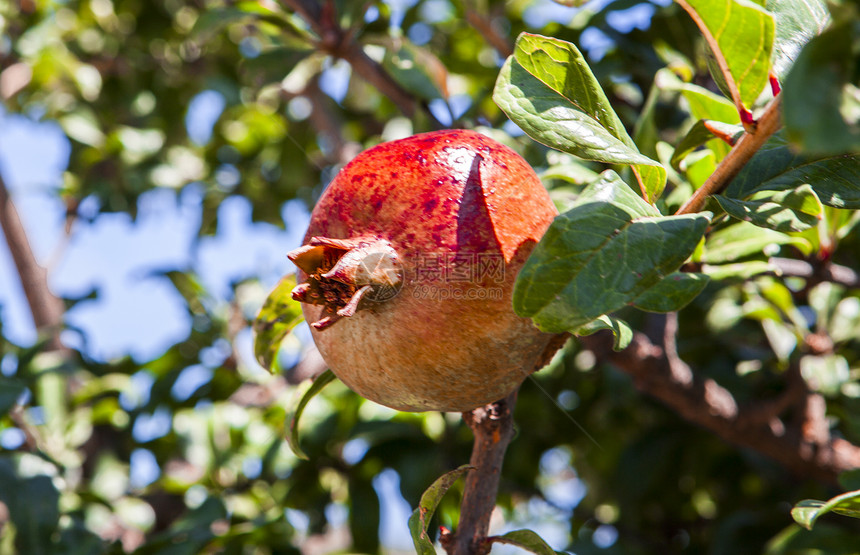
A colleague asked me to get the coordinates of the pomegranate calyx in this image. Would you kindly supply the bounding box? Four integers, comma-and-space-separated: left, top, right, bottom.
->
288, 237, 403, 330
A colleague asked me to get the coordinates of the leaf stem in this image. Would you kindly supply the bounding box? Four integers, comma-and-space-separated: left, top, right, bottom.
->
675, 95, 782, 216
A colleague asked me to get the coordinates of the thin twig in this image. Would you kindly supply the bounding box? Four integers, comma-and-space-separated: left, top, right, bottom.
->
0, 170, 65, 350
676, 96, 783, 215
464, 2, 513, 58
281, 0, 442, 125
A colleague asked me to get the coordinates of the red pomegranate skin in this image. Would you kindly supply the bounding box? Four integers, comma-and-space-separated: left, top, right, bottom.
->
293, 129, 559, 412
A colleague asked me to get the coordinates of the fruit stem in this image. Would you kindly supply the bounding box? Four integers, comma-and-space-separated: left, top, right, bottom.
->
444, 391, 517, 555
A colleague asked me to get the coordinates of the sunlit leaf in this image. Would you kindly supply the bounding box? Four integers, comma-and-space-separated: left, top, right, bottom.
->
574, 315, 633, 351
287, 369, 337, 460
792, 489, 860, 530
677, 0, 774, 110
716, 183, 823, 232
766, 0, 830, 79
489, 529, 566, 555
494, 33, 666, 202
408, 465, 473, 554
253, 274, 304, 373
514, 171, 709, 332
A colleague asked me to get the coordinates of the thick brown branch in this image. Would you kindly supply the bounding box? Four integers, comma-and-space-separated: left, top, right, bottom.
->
676, 96, 783, 215
0, 171, 64, 350
443, 391, 517, 555
581, 314, 860, 484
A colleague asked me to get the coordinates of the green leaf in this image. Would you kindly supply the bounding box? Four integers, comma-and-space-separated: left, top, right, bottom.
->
493, 33, 666, 202
382, 39, 448, 101
767, 0, 830, 79
253, 274, 304, 373
287, 369, 337, 460
701, 221, 811, 264
678, 83, 740, 124
701, 260, 777, 280
489, 529, 566, 555
633, 272, 710, 312
791, 490, 860, 530
514, 171, 709, 333
574, 315, 633, 351
677, 0, 774, 109
725, 136, 860, 209
671, 120, 743, 169
716, 184, 823, 232
0, 377, 26, 416
408, 465, 474, 555
783, 20, 860, 154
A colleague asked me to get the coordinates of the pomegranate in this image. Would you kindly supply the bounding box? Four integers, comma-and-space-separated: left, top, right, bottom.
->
288, 129, 559, 412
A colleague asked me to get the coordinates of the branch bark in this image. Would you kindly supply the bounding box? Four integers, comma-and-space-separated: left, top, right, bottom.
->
440, 391, 517, 555
676, 96, 783, 215
580, 313, 860, 484
281, 0, 441, 126
0, 170, 64, 351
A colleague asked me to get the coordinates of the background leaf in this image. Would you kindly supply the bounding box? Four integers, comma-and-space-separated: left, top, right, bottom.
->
253, 274, 304, 373
783, 19, 860, 154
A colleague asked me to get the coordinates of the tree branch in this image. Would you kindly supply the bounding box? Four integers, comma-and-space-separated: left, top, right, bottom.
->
0, 170, 64, 350
675, 96, 782, 215
281, 0, 441, 125
441, 391, 517, 555
463, 2, 513, 58
581, 313, 860, 484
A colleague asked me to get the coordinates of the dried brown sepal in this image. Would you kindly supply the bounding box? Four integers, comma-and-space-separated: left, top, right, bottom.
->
288, 237, 403, 330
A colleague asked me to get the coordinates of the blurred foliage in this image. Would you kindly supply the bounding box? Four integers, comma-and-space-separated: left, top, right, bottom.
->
1, 0, 860, 553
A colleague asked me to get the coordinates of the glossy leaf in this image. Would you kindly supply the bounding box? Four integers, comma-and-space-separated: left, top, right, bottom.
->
783, 20, 860, 154
514, 171, 709, 333
494, 33, 666, 202
253, 274, 304, 373
716, 184, 823, 232
575, 315, 633, 351
489, 529, 566, 555
677, 0, 773, 110
725, 136, 860, 209
791, 489, 860, 530
408, 465, 473, 554
633, 272, 710, 312
766, 0, 830, 79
